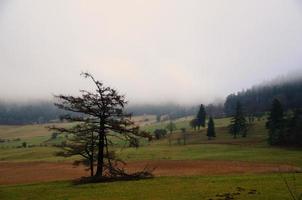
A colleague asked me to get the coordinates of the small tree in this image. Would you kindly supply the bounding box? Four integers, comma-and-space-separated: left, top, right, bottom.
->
190, 118, 198, 131
229, 101, 248, 138
154, 129, 167, 140
266, 99, 285, 145
166, 121, 176, 134
22, 142, 27, 148
196, 104, 206, 129
207, 117, 216, 140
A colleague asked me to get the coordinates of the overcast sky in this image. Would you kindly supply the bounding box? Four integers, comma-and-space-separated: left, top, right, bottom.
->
0, 0, 302, 105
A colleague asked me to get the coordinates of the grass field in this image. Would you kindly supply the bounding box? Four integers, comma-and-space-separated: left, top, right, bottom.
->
0, 116, 301, 199
0, 174, 301, 200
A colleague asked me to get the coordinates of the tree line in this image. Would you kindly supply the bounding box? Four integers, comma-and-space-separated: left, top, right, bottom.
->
0, 102, 64, 125
0, 101, 224, 125
224, 76, 302, 116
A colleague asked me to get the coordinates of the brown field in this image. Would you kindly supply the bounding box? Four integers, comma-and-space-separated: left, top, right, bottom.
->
0, 160, 300, 185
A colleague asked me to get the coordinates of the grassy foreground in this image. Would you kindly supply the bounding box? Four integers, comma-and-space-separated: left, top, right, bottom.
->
0, 174, 301, 200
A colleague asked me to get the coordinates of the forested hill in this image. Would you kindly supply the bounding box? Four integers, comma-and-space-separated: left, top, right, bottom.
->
0, 102, 200, 125
224, 74, 302, 116
0, 102, 64, 125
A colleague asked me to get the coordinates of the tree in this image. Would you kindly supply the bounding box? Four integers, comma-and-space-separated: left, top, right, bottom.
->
22, 142, 27, 148
154, 129, 167, 140
166, 121, 176, 134
229, 101, 248, 138
196, 104, 206, 129
224, 76, 302, 117
207, 117, 216, 140
286, 109, 302, 147
266, 99, 285, 145
51, 73, 152, 180
190, 118, 198, 131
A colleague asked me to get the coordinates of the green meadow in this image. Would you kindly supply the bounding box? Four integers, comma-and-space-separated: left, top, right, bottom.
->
0, 116, 301, 200
1, 174, 301, 200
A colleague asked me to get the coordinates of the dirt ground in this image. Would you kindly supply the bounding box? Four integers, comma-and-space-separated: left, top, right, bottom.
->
0, 160, 300, 185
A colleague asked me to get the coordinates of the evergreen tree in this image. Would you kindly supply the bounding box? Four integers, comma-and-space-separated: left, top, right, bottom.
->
196, 104, 206, 129
207, 117, 216, 140
229, 101, 248, 138
266, 99, 285, 145
286, 109, 302, 146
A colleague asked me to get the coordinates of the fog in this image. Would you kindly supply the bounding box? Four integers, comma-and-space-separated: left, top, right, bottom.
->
0, 0, 302, 105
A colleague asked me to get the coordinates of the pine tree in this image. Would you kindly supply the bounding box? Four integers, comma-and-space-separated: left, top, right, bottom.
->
207, 117, 216, 140
266, 99, 285, 145
286, 109, 302, 146
229, 101, 248, 138
196, 104, 206, 130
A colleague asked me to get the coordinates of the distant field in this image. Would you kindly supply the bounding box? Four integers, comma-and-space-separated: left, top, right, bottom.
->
0, 117, 301, 167
1, 174, 301, 200
0, 115, 159, 148
0, 125, 71, 148
0, 124, 52, 139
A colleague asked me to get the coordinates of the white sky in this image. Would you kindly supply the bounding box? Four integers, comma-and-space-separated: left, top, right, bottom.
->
0, 0, 302, 104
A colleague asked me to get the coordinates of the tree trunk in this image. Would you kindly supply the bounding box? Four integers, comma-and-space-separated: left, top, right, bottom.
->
90, 132, 94, 177
96, 132, 104, 177
90, 161, 94, 177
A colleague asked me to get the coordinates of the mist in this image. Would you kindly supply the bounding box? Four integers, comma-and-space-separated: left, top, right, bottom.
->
1, 0, 302, 105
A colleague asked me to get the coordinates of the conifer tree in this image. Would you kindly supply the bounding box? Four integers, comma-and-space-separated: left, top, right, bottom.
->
196, 104, 206, 130
266, 99, 285, 145
207, 117, 216, 140
286, 109, 302, 146
229, 101, 248, 138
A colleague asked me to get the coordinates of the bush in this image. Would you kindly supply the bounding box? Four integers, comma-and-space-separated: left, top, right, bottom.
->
154, 129, 167, 140
22, 142, 27, 148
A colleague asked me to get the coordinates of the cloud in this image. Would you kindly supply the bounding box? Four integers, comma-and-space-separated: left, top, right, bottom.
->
0, 0, 302, 104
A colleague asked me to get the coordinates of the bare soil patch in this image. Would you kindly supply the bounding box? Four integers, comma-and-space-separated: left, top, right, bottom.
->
0, 160, 300, 185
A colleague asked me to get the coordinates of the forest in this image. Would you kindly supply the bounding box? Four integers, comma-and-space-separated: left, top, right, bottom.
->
224, 75, 302, 116
1, 74, 301, 125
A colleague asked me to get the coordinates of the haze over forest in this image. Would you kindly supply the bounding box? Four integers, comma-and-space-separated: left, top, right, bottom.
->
1, 0, 302, 105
